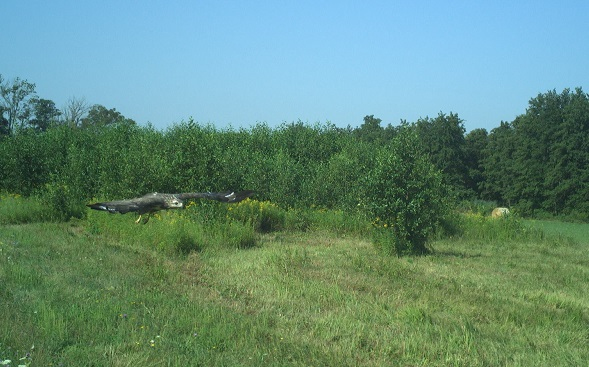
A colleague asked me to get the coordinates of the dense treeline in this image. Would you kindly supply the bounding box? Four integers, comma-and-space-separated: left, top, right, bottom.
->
481, 88, 589, 218
0, 120, 376, 212
1, 72, 588, 221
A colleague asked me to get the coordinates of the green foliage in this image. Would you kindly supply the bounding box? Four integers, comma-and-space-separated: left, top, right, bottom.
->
451, 212, 545, 243
482, 88, 589, 217
3, 74, 589, 363
41, 182, 86, 221
227, 199, 286, 232
154, 220, 258, 254
81, 104, 135, 127
28, 98, 61, 131
264, 150, 303, 207
305, 208, 371, 236
1, 221, 588, 366
463, 128, 488, 197
457, 199, 498, 216
414, 112, 469, 198
1, 86, 588, 222
353, 114, 398, 144
0, 75, 37, 134
86, 206, 259, 254
364, 128, 451, 255
0, 129, 54, 195
215, 220, 258, 249
165, 120, 225, 193
480, 121, 516, 204
307, 141, 376, 210
0, 193, 52, 224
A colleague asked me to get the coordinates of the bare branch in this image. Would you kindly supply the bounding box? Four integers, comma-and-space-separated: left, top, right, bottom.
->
63, 96, 90, 128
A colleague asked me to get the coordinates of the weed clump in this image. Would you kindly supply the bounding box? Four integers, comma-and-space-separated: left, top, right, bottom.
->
227, 199, 285, 232
41, 182, 86, 221
0, 193, 53, 224
449, 211, 546, 243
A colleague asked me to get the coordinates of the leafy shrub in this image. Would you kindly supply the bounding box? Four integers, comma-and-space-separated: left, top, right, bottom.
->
304, 146, 372, 210
560, 210, 589, 223
283, 208, 312, 232
363, 128, 450, 256
0, 129, 57, 196
432, 210, 464, 239
227, 199, 286, 232
179, 200, 228, 225
41, 182, 86, 221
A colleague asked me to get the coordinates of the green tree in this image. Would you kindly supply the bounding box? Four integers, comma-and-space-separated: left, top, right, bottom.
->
414, 112, 468, 197
307, 138, 375, 210
81, 104, 135, 127
0, 105, 9, 135
480, 121, 517, 205
364, 126, 449, 255
0, 129, 58, 195
464, 128, 488, 197
235, 123, 274, 198
0, 75, 37, 133
515, 88, 589, 215
548, 88, 589, 215
510, 109, 553, 214
354, 115, 397, 144
165, 119, 221, 193
480, 88, 589, 217
29, 98, 62, 131
355, 114, 382, 143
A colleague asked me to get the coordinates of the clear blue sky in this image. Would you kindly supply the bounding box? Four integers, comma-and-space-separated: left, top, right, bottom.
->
2, 1, 588, 132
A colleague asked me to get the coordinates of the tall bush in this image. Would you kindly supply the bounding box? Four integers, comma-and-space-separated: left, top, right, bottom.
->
364, 127, 450, 255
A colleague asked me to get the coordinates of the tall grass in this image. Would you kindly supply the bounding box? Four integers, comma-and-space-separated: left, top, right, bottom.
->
526, 219, 589, 244
2, 195, 588, 365
2, 219, 588, 366
451, 211, 546, 242
83, 198, 370, 257
0, 193, 53, 224
85, 205, 259, 254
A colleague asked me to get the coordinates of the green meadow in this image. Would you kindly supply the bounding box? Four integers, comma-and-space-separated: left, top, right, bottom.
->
2, 75, 589, 366
1, 200, 588, 366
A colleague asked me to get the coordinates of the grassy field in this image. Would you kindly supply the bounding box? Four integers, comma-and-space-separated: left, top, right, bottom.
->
525, 219, 589, 244
1, 209, 588, 366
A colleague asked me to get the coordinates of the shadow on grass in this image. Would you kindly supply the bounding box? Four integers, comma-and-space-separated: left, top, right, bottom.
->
432, 249, 484, 259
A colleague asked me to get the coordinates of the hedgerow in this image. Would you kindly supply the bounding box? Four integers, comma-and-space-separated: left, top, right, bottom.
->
1, 120, 453, 255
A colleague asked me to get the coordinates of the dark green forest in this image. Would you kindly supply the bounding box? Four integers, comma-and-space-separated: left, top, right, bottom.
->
1, 74, 588, 222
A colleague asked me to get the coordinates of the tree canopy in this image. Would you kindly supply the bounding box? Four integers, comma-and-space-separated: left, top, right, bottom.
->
481, 88, 589, 217
0, 74, 587, 221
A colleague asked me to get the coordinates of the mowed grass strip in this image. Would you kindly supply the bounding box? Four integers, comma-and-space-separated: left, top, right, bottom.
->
526, 219, 589, 245
1, 221, 588, 366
